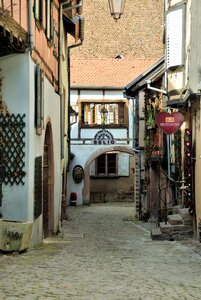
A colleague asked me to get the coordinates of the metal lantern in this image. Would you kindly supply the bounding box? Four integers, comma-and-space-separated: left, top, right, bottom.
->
108, 0, 125, 20
101, 107, 108, 124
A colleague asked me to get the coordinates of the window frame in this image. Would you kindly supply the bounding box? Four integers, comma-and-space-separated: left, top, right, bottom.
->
79, 100, 128, 128
96, 153, 118, 177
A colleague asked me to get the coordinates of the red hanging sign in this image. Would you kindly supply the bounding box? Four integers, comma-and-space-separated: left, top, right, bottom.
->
155, 112, 184, 134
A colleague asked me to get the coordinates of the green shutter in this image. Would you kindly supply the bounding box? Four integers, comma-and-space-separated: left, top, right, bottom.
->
34, 0, 39, 20
46, 0, 50, 39
36, 65, 41, 129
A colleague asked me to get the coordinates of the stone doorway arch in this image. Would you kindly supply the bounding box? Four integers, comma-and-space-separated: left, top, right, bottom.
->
83, 146, 134, 204
43, 122, 54, 238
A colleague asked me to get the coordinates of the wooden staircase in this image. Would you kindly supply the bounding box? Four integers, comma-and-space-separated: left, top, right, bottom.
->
151, 207, 193, 241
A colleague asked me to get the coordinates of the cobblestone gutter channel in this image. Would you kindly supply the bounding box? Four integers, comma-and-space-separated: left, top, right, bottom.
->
0, 203, 201, 299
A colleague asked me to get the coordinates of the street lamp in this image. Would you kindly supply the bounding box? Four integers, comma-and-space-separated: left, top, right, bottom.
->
108, 0, 125, 21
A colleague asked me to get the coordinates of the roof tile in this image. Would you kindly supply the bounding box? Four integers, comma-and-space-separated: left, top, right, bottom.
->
70, 58, 159, 88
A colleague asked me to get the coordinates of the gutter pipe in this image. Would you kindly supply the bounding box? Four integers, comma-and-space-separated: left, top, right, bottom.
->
28, 0, 34, 50
124, 93, 142, 217
163, 0, 175, 184
58, 1, 83, 169
67, 41, 83, 170
67, 12, 84, 169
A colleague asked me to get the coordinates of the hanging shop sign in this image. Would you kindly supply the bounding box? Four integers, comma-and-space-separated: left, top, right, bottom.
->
93, 129, 115, 145
155, 112, 184, 134
72, 165, 84, 184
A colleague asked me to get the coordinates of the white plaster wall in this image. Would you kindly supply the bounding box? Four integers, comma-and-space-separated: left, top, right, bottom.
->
80, 128, 128, 139
68, 88, 134, 205
28, 60, 62, 244
0, 53, 30, 221
68, 144, 103, 205
0, 53, 62, 244
80, 90, 103, 100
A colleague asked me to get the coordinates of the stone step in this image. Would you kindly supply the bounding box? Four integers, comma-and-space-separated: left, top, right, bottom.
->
177, 208, 191, 217
172, 224, 192, 232
183, 218, 193, 226
172, 205, 183, 214
172, 228, 193, 239
167, 214, 183, 225
150, 228, 163, 240
160, 222, 172, 234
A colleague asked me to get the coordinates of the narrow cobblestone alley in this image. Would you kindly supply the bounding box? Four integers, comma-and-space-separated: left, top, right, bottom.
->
1, 203, 201, 300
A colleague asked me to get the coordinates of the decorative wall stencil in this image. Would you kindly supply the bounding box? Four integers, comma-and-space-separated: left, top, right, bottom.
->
0, 114, 26, 185
93, 129, 115, 145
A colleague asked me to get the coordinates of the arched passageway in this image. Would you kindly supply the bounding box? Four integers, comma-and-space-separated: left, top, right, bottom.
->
83, 146, 135, 205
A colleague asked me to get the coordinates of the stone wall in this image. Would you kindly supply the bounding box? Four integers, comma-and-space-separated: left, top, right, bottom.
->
71, 0, 164, 59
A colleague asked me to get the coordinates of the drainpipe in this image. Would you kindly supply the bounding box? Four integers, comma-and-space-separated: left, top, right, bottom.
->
124, 94, 142, 217
163, 0, 175, 185
28, 0, 34, 50
67, 16, 84, 170
58, 0, 83, 152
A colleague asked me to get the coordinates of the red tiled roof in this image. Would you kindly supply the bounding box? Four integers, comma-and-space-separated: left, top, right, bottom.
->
70, 58, 159, 88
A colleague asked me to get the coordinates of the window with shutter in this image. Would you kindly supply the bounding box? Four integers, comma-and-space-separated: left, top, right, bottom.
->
94, 153, 117, 177
35, 64, 44, 135
53, 20, 58, 57
34, 0, 43, 27
46, 0, 54, 43
80, 102, 127, 127
166, 6, 185, 69
118, 153, 130, 176
46, 0, 50, 39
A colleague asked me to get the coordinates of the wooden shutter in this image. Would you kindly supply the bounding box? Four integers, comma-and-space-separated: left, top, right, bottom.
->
90, 160, 95, 176
166, 6, 184, 69
118, 153, 129, 176
46, 0, 50, 39
34, 0, 39, 20
35, 65, 44, 135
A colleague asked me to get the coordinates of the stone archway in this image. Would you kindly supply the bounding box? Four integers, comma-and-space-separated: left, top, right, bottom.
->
43, 122, 54, 238
83, 146, 134, 204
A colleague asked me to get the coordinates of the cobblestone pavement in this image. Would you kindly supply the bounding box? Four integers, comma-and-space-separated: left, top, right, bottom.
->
1, 203, 201, 300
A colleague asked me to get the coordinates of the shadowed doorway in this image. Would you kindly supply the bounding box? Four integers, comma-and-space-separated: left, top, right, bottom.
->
43, 122, 54, 238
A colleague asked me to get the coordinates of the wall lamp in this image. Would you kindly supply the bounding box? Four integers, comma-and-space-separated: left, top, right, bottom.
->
108, 0, 126, 21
